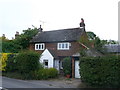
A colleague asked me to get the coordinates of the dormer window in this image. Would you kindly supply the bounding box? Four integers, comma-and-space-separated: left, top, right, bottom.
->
35, 43, 45, 50
57, 42, 70, 50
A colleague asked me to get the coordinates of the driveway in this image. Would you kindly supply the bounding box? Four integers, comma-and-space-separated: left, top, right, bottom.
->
2, 76, 81, 88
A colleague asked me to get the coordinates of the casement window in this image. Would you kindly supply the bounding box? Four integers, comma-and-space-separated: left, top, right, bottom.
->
43, 60, 48, 68
57, 42, 70, 50
35, 43, 45, 50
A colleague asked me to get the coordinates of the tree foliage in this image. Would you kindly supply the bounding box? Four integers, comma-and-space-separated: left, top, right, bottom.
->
63, 57, 72, 76
86, 32, 107, 53
87, 31, 96, 40
79, 31, 115, 54
13, 28, 38, 50
1, 27, 39, 53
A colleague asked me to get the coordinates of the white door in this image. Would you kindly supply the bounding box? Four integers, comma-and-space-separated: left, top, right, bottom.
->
54, 60, 60, 72
75, 60, 80, 78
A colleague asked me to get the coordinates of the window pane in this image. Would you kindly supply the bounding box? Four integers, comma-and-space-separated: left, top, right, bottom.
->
59, 43, 61, 49
39, 45, 41, 49
36, 45, 38, 49
45, 62, 48, 66
62, 44, 64, 48
41, 44, 43, 49
65, 43, 68, 48
44, 60, 48, 68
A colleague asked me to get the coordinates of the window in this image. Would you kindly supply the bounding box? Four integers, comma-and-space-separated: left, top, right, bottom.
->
57, 42, 70, 50
43, 60, 48, 68
35, 43, 45, 50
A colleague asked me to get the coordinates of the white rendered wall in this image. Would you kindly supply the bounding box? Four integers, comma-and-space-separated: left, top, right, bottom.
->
40, 49, 54, 68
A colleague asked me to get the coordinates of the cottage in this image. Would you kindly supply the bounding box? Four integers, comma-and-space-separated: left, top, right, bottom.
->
29, 24, 88, 78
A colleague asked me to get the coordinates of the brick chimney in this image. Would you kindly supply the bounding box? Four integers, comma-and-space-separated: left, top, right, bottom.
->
15, 31, 19, 39
39, 25, 43, 32
79, 18, 85, 29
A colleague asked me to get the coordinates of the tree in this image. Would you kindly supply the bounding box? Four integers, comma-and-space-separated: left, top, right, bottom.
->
13, 28, 39, 50
0, 36, 21, 53
107, 40, 119, 44
1, 27, 39, 53
87, 31, 96, 40
79, 31, 107, 54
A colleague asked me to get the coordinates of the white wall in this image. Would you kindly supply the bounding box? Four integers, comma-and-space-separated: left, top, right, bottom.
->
40, 49, 54, 68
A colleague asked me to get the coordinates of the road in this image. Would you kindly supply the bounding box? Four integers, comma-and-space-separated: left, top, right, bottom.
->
2, 76, 81, 88
2, 76, 54, 88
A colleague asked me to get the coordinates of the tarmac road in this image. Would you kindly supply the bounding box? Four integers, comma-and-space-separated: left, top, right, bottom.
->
2, 76, 81, 88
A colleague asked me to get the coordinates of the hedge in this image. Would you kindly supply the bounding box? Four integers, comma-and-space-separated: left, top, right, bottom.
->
0, 53, 11, 71
5, 53, 17, 72
35, 68, 58, 80
63, 57, 72, 76
2, 51, 59, 80
15, 50, 40, 74
80, 55, 120, 88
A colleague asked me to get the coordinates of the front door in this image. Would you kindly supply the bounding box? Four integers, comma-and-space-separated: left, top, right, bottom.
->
75, 60, 80, 78
54, 60, 60, 72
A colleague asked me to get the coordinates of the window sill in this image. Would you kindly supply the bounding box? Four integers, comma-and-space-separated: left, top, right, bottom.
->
57, 49, 69, 50
35, 49, 44, 50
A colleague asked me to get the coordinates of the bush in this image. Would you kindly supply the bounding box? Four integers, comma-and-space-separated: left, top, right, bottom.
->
80, 55, 120, 88
15, 50, 40, 74
0, 53, 11, 71
63, 57, 72, 76
47, 68, 58, 78
5, 53, 17, 72
35, 68, 58, 80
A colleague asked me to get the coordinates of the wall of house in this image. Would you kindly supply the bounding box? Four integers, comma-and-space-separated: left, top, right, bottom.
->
29, 41, 80, 56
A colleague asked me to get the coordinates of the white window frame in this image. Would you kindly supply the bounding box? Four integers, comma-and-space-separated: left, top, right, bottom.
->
35, 43, 45, 50
57, 42, 70, 50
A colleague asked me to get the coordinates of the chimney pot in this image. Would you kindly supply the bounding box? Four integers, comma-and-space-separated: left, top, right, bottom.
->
80, 18, 85, 29
39, 25, 43, 32
15, 31, 19, 39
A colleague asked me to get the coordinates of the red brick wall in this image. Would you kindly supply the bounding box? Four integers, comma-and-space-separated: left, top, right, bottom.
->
29, 41, 80, 56
72, 57, 75, 78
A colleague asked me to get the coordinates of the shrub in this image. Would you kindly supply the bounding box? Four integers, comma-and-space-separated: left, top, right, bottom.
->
63, 57, 72, 76
35, 68, 58, 80
80, 55, 120, 88
5, 53, 17, 72
0, 53, 11, 71
15, 50, 40, 74
47, 68, 58, 78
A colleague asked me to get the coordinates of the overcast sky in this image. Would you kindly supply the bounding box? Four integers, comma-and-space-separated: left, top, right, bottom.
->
0, 0, 119, 41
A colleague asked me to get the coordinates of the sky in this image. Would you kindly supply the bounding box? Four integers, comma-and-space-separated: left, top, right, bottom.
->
0, 0, 119, 41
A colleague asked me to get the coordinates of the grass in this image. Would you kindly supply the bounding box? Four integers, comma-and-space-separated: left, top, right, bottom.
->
2, 72, 25, 79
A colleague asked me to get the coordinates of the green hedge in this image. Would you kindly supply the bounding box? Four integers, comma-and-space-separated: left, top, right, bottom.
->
5, 53, 17, 72
15, 51, 40, 73
35, 68, 58, 80
80, 55, 120, 88
63, 57, 72, 76
3, 51, 58, 80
